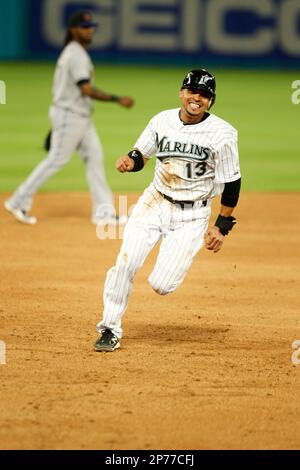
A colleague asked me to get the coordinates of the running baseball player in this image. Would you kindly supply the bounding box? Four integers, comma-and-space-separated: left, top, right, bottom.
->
4, 11, 134, 225
94, 69, 241, 352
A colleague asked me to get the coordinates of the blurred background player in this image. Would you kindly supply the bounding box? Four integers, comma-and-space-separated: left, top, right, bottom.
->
4, 11, 134, 225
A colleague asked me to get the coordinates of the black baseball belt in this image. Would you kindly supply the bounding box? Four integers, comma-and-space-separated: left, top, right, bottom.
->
159, 192, 207, 209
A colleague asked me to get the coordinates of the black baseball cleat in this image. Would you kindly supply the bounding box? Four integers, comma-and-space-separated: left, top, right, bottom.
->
94, 329, 120, 352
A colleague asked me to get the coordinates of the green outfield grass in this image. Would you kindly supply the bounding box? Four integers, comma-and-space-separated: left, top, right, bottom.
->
0, 62, 299, 192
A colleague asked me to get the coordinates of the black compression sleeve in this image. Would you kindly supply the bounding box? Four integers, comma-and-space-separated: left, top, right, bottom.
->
221, 178, 241, 207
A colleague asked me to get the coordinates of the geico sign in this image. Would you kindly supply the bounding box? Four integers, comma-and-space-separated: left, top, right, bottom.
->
42, 0, 300, 56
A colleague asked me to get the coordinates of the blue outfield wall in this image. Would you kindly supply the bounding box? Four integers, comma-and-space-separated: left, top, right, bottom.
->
0, 0, 28, 59
1, 0, 300, 67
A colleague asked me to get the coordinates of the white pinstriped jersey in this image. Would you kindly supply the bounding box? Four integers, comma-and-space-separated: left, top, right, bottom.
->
135, 108, 241, 202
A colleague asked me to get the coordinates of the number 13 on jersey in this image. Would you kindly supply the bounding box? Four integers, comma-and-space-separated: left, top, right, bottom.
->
186, 161, 207, 179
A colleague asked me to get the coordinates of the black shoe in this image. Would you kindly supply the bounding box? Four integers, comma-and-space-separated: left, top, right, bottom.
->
94, 329, 120, 352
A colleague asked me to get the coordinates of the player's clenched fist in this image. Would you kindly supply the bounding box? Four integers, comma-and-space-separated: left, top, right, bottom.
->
205, 226, 225, 253
116, 155, 134, 173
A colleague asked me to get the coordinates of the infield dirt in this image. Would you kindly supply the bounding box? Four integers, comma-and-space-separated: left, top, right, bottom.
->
0, 192, 299, 450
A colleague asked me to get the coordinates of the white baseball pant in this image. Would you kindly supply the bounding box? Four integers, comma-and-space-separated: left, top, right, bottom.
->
97, 184, 211, 339
8, 106, 114, 217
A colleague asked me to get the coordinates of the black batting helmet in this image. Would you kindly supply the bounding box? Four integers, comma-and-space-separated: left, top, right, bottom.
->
181, 69, 216, 107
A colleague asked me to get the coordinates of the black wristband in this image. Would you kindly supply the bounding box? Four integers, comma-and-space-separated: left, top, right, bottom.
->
44, 130, 52, 151
215, 215, 236, 236
128, 150, 145, 172
110, 95, 120, 102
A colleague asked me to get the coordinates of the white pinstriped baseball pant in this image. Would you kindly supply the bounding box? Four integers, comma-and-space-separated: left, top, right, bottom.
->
8, 106, 114, 217
97, 184, 211, 339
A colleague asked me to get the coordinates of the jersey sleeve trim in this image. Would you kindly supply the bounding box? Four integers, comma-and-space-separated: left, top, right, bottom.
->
77, 79, 91, 87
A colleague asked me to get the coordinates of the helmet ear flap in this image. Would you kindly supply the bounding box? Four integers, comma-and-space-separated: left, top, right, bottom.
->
208, 95, 215, 110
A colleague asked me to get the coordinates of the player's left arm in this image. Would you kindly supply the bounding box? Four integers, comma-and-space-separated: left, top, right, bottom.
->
206, 132, 241, 253
205, 178, 241, 253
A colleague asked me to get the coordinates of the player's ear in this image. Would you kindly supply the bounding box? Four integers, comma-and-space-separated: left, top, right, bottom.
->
179, 89, 184, 99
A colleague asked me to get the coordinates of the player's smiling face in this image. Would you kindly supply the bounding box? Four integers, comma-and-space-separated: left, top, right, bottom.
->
179, 88, 211, 123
